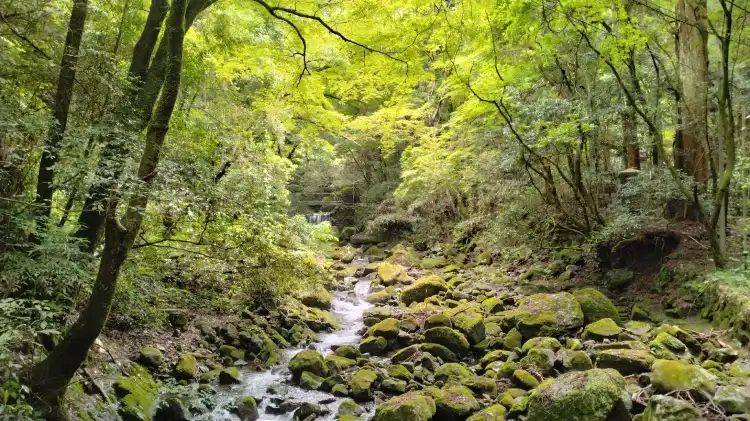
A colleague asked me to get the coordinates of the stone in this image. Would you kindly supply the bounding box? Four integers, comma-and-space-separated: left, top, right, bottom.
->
521, 337, 562, 353
481, 297, 504, 313
435, 385, 480, 421
235, 396, 259, 421
422, 256, 448, 269
425, 314, 452, 329
388, 364, 414, 381
558, 349, 593, 371
293, 402, 326, 421
477, 251, 492, 265
503, 328, 523, 350
480, 350, 513, 367
401, 276, 448, 305
326, 355, 357, 373
370, 318, 401, 339
219, 345, 245, 361
603, 269, 633, 290
367, 289, 395, 304
630, 304, 652, 321
421, 343, 458, 362
136, 346, 164, 369
582, 318, 623, 341
338, 399, 363, 417
526, 368, 631, 421
519, 348, 555, 374
425, 327, 471, 357
363, 307, 393, 326
435, 362, 472, 382
573, 288, 622, 325
288, 349, 328, 379
350, 369, 378, 402
596, 349, 654, 376
378, 262, 409, 285
301, 290, 333, 310
219, 367, 241, 385
466, 405, 506, 421
401, 317, 420, 332
373, 392, 436, 421
332, 384, 349, 396
651, 359, 717, 395
512, 369, 539, 389
300, 371, 325, 390
334, 345, 362, 359
359, 336, 388, 355
641, 395, 701, 421
381, 378, 408, 394
715, 384, 750, 414
174, 354, 197, 380
114, 363, 158, 421
461, 376, 497, 397
487, 361, 518, 379
514, 293, 584, 338
154, 397, 190, 421
444, 303, 486, 345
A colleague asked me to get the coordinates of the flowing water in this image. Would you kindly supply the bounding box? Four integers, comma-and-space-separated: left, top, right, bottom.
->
210, 266, 373, 421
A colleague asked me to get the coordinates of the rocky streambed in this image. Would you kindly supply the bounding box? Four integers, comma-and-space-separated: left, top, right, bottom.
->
111, 247, 750, 421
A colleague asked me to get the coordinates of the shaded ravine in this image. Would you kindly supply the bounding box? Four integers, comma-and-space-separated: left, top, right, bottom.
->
211, 264, 373, 420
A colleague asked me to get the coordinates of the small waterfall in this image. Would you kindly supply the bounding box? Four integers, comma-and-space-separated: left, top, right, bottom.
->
306, 212, 332, 224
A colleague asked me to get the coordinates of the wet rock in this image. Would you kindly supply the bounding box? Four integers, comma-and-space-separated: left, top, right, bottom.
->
300, 371, 325, 390
401, 276, 448, 305
351, 369, 379, 402
424, 327, 470, 357
596, 349, 654, 376
714, 384, 750, 414
367, 288, 396, 304
219, 367, 241, 385
288, 350, 328, 379
234, 396, 259, 421
174, 354, 197, 380
641, 395, 701, 421
651, 359, 717, 395
114, 363, 159, 421
334, 345, 362, 360
573, 288, 621, 325
332, 384, 349, 396
582, 318, 623, 341
154, 397, 190, 421
338, 399, 364, 417
526, 368, 631, 421
514, 293, 584, 339
136, 346, 164, 369
372, 392, 436, 421
359, 336, 388, 355
293, 402, 327, 421
435, 385, 480, 421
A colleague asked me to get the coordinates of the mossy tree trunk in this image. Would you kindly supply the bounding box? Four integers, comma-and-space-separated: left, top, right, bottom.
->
29, 0, 188, 417
32, 0, 89, 240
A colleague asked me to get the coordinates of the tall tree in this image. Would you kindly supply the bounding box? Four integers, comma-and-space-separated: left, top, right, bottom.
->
29, 0, 190, 416
32, 0, 89, 239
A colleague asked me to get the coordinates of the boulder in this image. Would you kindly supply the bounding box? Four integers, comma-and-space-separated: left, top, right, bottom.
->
514, 293, 583, 338
234, 396, 259, 421
370, 318, 401, 339
381, 378, 408, 394
174, 354, 197, 380
391, 345, 420, 363
424, 327, 470, 357
641, 395, 701, 421
378, 262, 409, 285
114, 363, 158, 421
651, 359, 717, 395
288, 350, 328, 379
301, 290, 333, 310
466, 405, 506, 421
154, 397, 190, 421
526, 368, 631, 421
293, 402, 327, 421
325, 355, 357, 373
373, 392, 436, 421
581, 318, 623, 341
714, 384, 750, 414
512, 369, 539, 389
503, 328, 523, 350
299, 371, 325, 390
367, 288, 395, 304
596, 349, 654, 376
421, 343, 458, 362
401, 276, 448, 305
435, 385, 480, 421
359, 336, 388, 355
444, 303, 486, 344
363, 307, 394, 327
460, 376, 497, 397
218, 367, 241, 385
573, 288, 622, 325
338, 399, 363, 417
350, 369, 378, 402
519, 348, 555, 374
435, 363, 472, 382
425, 314, 452, 329
136, 346, 164, 369
558, 349, 593, 371
334, 345, 362, 360
521, 337, 562, 353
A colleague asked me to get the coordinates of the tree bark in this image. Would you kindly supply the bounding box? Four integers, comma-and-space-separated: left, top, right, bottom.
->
74, 0, 215, 251
622, 109, 640, 169
32, 0, 89, 239
674, 0, 709, 186
29, 0, 188, 416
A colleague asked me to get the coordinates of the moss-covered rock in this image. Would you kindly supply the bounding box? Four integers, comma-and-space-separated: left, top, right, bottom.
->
461, 376, 497, 397
381, 378, 408, 394
301, 290, 333, 310
424, 327, 471, 357
519, 348, 555, 374
300, 371, 325, 390
425, 314, 452, 329
378, 262, 410, 286
114, 363, 158, 421
338, 399, 363, 417
714, 384, 750, 414
477, 251, 492, 266
422, 256, 448, 269
334, 345, 362, 360
350, 369, 378, 402
596, 349, 654, 376
359, 336, 388, 355
370, 318, 401, 339
234, 396, 259, 421
514, 293, 583, 338
174, 354, 197, 380
367, 288, 396, 304
219, 367, 242, 385
603, 269, 633, 290
326, 355, 358, 373
526, 368, 630, 421
444, 303, 486, 345
648, 332, 690, 360
288, 349, 328, 379
401, 276, 448, 305
573, 288, 621, 325
388, 364, 414, 381
136, 346, 164, 369
435, 385, 480, 421
651, 359, 717, 395
391, 345, 420, 363
466, 404, 505, 421
512, 369, 539, 389
421, 343, 458, 362
480, 350, 513, 367
503, 328, 523, 350
521, 337, 562, 353
435, 362, 472, 382
641, 395, 701, 421
486, 360, 518, 379
497, 388, 526, 409
363, 307, 394, 327
558, 349, 593, 371
373, 392, 436, 421
219, 345, 245, 361
581, 318, 622, 341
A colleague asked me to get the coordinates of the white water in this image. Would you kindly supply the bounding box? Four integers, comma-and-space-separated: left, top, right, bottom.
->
208, 276, 373, 421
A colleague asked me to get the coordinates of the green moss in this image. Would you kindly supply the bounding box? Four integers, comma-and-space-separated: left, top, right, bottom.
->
359, 335, 388, 355
503, 328, 523, 350
559, 349, 593, 371
219, 367, 241, 384
641, 395, 701, 421
512, 369, 539, 389
650, 359, 717, 394
421, 343, 458, 362
425, 313, 452, 329
519, 348, 555, 374
514, 293, 583, 338
378, 262, 409, 285
350, 369, 378, 402
288, 349, 328, 378
387, 364, 413, 381
521, 337, 562, 353
424, 327, 470, 356
300, 371, 325, 390
421, 257, 448, 269
596, 349, 654, 375
114, 363, 158, 421
461, 376, 497, 396
174, 354, 197, 380
326, 355, 358, 373
434, 362, 472, 382
581, 318, 623, 341
573, 288, 621, 325
444, 303, 486, 344
401, 276, 448, 305
391, 345, 420, 363
369, 317, 401, 339
435, 385, 480, 420
373, 392, 436, 421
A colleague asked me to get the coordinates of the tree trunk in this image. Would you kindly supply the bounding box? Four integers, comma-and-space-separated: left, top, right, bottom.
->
674, 0, 709, 186
29, 0, 188, 417
74, 0, 215, 251
622, 109, 640, 169
32, 0, 89, 239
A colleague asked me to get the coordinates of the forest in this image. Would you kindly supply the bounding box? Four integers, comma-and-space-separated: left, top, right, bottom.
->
2, 0, 750, 420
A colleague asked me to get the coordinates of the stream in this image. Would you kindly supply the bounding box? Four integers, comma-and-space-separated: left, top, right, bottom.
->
211, 260, 373, 421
